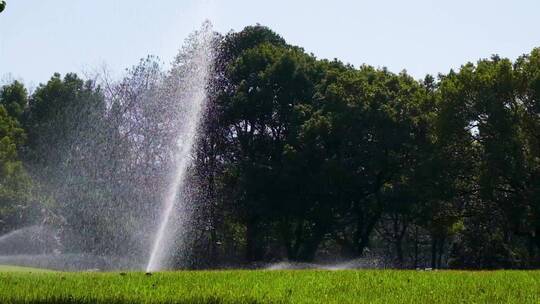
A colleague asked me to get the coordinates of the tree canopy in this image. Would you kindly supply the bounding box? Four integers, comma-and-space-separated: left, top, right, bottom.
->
1, 25, 540, 269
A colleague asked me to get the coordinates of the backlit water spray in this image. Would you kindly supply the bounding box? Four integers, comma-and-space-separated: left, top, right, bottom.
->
146, 23, 214, 272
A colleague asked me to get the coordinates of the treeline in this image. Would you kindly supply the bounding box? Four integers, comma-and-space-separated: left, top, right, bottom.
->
1, 25, 539, 269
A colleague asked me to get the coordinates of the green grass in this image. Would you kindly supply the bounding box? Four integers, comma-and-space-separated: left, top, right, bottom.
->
0, 265, 54, 273
0, 267, 539, 303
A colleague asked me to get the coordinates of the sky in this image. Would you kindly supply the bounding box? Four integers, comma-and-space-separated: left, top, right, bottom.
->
1, 0, 539, 87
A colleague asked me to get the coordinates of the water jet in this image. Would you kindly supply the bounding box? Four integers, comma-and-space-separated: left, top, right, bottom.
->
145, 22, 214, 272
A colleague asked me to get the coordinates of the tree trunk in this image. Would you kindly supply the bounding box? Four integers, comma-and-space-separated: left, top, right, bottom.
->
393, 216, 407, 268
298, 223, 326, 261
354, 208, 380, 256
245, 217, 262, 262
395, 238, 404, 268
533, 227, 540, 265
414, 226, 419, 269
431, 237, 437, 269
282, 219, 303, 261
284, 219, 326, 262
437, 237, 445, 268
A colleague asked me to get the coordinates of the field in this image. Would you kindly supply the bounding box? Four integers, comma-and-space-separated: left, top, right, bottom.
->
1, 266, 539, 304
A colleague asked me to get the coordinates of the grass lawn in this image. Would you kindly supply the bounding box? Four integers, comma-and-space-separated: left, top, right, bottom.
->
0, 265, 54, 273
0, 266, 539, 303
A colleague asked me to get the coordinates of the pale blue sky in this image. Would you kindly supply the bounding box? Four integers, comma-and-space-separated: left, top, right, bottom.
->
1, 0, 539, 87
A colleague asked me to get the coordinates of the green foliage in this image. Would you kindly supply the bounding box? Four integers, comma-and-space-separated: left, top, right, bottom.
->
21, 73, 114, 253
2, 24, 540, 270
0, 105, 31, 232
24, 73, 105, 164
198, 26, 540, 267
0, 81, 27, 121
215, 27, 324, 261
436, 52, 540, 268
206, 27, 540, 268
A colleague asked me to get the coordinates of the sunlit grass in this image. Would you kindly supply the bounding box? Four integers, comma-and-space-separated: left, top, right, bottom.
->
0, 265, 54, 273
0, 268, 539, 303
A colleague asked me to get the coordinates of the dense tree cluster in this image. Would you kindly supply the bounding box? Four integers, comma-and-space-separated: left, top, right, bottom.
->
194, 26, 540, 269
1, 25, 539, 269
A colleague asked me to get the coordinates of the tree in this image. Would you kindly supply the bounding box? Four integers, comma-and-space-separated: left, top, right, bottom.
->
216, 37, 322, 261
0, 81, 27, 121
0, 105, 31, 234
3, 23, 539, 269
22, 73, 116, 254
440, 52, 540, 268
300, 66, 433, 261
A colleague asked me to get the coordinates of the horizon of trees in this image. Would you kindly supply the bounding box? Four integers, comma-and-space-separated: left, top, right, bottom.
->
1, 25, 539, 269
